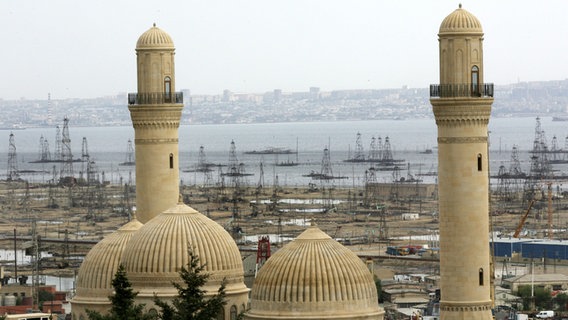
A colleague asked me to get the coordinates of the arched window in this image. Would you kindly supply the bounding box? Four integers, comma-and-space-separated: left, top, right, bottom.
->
230, 305, 238, 320
169, 153, 174, 169
471, 65, 480, 96
164, 76, 172, 102
479, 268, 484, 286
477, 153, 482, 172
217, 307, 225, 320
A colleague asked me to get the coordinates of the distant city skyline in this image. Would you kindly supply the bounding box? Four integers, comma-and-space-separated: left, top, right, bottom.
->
1, 0, 567, 100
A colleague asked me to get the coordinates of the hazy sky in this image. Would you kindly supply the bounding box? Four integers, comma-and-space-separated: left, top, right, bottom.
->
2, 0, 567, 100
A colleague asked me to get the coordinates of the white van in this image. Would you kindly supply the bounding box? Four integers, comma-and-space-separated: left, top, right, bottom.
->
535, 310, 555, 318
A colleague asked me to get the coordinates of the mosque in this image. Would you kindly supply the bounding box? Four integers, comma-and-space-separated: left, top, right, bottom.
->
71, 5, 492, 320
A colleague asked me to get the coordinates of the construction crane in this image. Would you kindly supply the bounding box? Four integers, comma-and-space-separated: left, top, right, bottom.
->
513, 199, 536, 238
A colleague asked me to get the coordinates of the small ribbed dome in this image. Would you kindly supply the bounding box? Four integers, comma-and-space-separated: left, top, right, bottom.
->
247, 226, 383, 319
73, 219, 143, 301
439, 5, 483, 35
121, 203, 247, 296
136, 23, 174, 50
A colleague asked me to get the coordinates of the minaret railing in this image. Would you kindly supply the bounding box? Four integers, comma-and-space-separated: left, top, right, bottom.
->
128, 92, 184, 105
429, 83, 494, 98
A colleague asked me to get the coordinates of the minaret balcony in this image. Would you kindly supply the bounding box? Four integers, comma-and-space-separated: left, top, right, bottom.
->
128, 92, 183, 105
430, 83, 494, 98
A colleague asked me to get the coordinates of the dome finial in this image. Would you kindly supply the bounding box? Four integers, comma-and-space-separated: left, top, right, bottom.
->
459, 3, 462, 8
153, 22, 156, 27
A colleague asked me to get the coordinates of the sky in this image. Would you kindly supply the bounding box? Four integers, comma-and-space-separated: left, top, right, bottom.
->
1, 0, 567, 100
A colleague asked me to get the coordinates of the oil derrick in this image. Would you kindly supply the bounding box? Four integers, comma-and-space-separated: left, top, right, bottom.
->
60, 117, 74, 182
86, 159, 99, 185
216, 165, 226, 198
525, 117, 551, 200
227, 140, 242, 188
377, 136, 383, 161
29, 220, 41, 309
378, 206, 389, 240
496, 164, 513, 202
54, 125, 62, 161
505, 145, 524, 199
257, 160, 264, 190
119, 139, 135, 166
121, 183, 133, 220
364, 167, 378, 207
368, 136, 379, 161
390, 165, 401, 201
382, 136, 394, 164
47, 181, 58, 209
7, 133, 19, 181
38, 135, 51, 162
80, 137, 89, 182
320, 147, 333, 179
508, 145, 523, 177
353, 132, 365, 161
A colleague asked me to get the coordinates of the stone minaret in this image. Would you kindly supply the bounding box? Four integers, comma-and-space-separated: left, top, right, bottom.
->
128, 24, 184, 223
430, 5, 494, 320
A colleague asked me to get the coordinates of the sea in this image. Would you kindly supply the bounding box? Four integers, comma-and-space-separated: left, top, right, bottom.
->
1, 116, 568, 189
0, 116, 567, 294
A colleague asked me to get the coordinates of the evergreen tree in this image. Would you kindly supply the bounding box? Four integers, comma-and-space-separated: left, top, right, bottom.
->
87, 264, 152, 320
154, 250, 227, 320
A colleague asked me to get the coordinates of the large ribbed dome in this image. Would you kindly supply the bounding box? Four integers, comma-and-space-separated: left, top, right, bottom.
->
247, 226, 383, 319
121, 203, 247, 297
439, 5, 483, 35
73, 219, 143, 303
136, 23, 174, 50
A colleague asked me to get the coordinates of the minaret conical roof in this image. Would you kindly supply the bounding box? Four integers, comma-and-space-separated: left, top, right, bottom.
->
439, 5, 483, 35
136, 23, 175, 50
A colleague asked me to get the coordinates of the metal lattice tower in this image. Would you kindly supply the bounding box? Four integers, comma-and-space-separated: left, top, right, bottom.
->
320, 147, 333, 178
60, 117, 74, 178
197, 145, 207, 171
80, 137, 89, 181
382, 136, 394, 163
54, 125, 62, 161
7, 133, 19, 181
508, 145, 523, 176
496, 164, 512, 201
39, 135, 51, 161
125, 139, 135, 164
377, 136, 383, 161
368, 136, 379, 161
353, 132, 365, 161
257, 161, 264, 189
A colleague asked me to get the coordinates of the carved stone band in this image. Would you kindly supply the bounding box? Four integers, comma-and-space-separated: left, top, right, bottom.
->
438, 136, 487, 144
135, 138, 178, 145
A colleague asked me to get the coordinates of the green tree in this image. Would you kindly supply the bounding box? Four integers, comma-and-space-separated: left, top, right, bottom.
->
87, 264, 152, 320
154, 250, 227, 320
516, 285, 552, 311
555, 292, 568, 311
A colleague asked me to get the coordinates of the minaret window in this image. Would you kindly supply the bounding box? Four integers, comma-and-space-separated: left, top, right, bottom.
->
169, 153, 174, 169
477, 153, 482, 171
479, 268, 484, 286
164, 76, 172, 102
230, 305, 238, 320
471, 66, 480, 96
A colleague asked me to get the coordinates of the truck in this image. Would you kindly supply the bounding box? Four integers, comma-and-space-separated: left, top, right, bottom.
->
535, 310, 554, 318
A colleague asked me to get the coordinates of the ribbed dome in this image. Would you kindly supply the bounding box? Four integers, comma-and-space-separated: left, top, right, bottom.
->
439, 5, 483, 35
121, 203, 247, 296
247, 226, 383, 319
73, 219, 143, 301
136, 23, 174, 50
